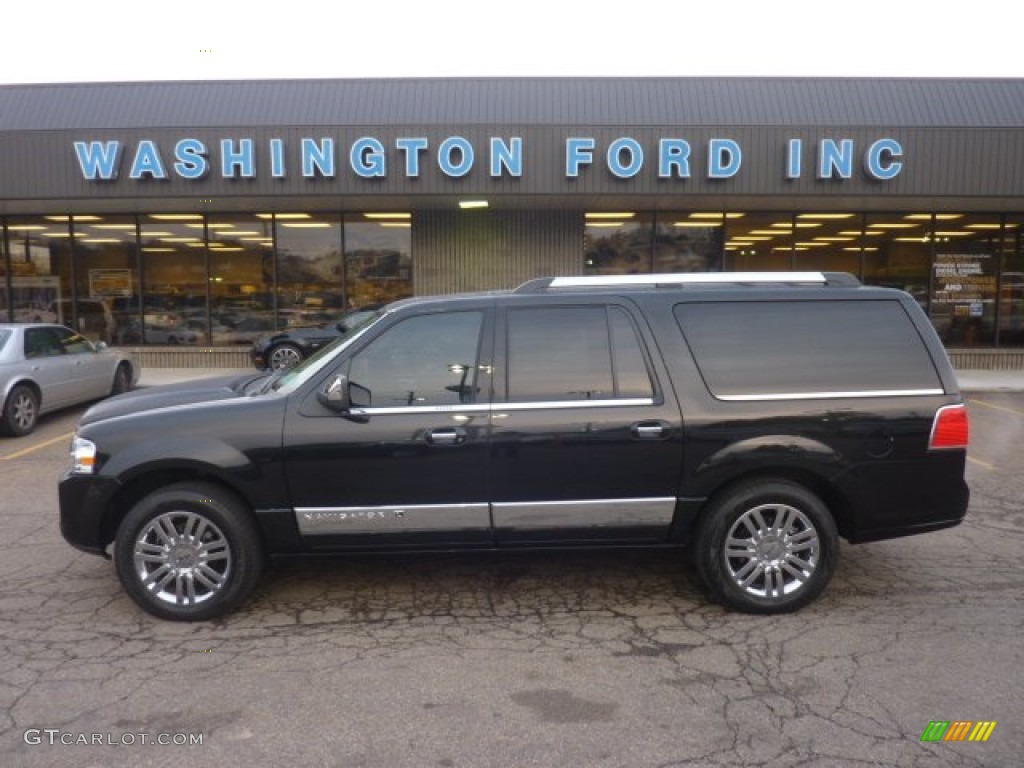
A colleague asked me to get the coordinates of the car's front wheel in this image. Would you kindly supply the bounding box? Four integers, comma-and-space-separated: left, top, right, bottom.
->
1, 384, 40, 437
693, 478, 838, 614
114, 482, 265, 621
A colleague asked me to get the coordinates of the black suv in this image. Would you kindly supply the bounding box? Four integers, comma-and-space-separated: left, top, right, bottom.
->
59, 273, 970, 621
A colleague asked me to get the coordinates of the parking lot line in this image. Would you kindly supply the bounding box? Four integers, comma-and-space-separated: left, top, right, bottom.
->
968, 398, 1024, 418
0, 431, 73, 461
967, 455, 996, 470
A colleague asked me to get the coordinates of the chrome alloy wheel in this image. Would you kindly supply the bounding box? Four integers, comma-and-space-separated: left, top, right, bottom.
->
133, 511, 232, 606
724, 503, 820, 599
11, 391, 37, 432
269, 345, 302, 369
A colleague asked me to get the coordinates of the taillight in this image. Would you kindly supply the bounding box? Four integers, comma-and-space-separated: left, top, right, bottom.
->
929, 404, 969, 450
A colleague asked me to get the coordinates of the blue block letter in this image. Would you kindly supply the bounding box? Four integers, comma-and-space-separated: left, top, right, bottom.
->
865, 138, 903, 180
818, 139, 854, 179
438, 137, 474, 177
566, 138, 596, 177
130, 140, 168, 180
73, 141, 122, 180
490, 137, 523, 178
350, 138, 385, 178
396, 137, 428, 177
708, 139, 742, 179
658, 139, 691, 178
174, 139, 209, 179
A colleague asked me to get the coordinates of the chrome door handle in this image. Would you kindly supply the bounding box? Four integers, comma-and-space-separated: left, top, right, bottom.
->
425, 427, 467, 445
631, 421, 670, 439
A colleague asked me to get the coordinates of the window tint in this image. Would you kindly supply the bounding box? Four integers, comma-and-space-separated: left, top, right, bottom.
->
348, 311, 483, 407
55, 326, 94, 355
24, 328, 63, 359
507, 306, 653, 401
674, 300, 942, 397
609, 308, 654, 398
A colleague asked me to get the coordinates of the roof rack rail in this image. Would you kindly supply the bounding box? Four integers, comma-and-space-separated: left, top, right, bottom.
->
513, 272, 860, 293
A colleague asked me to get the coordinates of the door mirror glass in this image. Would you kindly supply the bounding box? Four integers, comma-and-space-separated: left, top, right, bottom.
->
317, 374, 350, 413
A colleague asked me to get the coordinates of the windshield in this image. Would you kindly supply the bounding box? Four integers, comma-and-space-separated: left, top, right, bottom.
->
269, 309, 385, 395
0, 330, 10, 352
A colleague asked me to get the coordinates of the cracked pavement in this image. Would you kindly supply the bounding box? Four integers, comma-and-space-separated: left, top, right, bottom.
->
1, 393, 1021, 767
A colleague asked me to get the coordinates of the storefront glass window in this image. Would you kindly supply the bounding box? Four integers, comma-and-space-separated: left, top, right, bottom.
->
6, 216, 74, 333
653, 214, 723, 272
999, 215, 1023, 347
584, 213, 654, 274
724, 213, 792, 271
208, 214, 275, 345
792, 212, 863, 275
275, 213, 343, 328
343, 214, 413, 308
929, 214, 1000, 347
138, 214, 209, 345
862, 213, 931, 312
0, 225, 8, 321
74, 215, 137, 344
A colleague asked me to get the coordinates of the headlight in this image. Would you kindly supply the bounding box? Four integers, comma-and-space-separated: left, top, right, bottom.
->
70, 436, 97, 475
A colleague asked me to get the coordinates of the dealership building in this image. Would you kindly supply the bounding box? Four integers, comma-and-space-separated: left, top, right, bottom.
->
1, 77, 1022, 365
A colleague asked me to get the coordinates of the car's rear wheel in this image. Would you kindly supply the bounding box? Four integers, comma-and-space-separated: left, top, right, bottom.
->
693, 478, 838, 614
269, 343, 303, 370
1, 384, 39, 437
114, 482, 265, 621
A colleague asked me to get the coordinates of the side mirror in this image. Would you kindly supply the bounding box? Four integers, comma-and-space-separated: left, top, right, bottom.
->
317, 374, 350, 413
94, 341, 109, 351
317, 374, 372, 421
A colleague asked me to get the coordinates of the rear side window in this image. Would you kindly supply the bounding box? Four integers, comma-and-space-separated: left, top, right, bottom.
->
506, 305, 654, 402
674, 300, 942, 399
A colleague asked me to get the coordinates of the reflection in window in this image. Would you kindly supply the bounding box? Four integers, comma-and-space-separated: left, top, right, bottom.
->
140, 214, 209, 345
724, 212, 793, 271
584, 213, 653, 274
930, 214, 1000, 347
862, 213, 931, 313
1000, 216, 1024, 347
74, 214, 136, 344
348, 312, 483, 407
344, 214, 412, 308
792, 212, 863, 275
209, 214, 274, 345
275, 214, 343, 329
6, 217, 73, 334
24, 327, 62, 358
654, 215, 722, 272
506, 306, 652, 402
56, 326, 93, 355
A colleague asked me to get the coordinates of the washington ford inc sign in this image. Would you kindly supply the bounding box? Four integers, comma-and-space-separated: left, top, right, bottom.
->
72, 136, 904, 183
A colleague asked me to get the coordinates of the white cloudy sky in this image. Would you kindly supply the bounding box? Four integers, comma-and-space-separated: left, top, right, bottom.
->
2, 0, 1022, 84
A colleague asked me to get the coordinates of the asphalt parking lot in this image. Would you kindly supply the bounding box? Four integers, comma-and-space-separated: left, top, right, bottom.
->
1, 389, 1021, 767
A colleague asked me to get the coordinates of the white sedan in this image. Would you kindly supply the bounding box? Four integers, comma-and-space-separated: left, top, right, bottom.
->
0, 324, 139, 436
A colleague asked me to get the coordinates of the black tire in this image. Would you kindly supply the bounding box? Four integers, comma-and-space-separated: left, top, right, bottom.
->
114, 482, 265, 621
268, 343, 304, 370
693, 478, 838, 614
2, 384, 39, 437
110, 363, 131, 396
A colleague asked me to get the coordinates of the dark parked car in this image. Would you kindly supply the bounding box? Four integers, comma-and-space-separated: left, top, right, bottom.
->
250, 307, 383, 370
59, 272, 969, 620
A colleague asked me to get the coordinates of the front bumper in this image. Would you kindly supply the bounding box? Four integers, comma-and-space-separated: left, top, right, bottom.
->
58, 472, 123, 557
